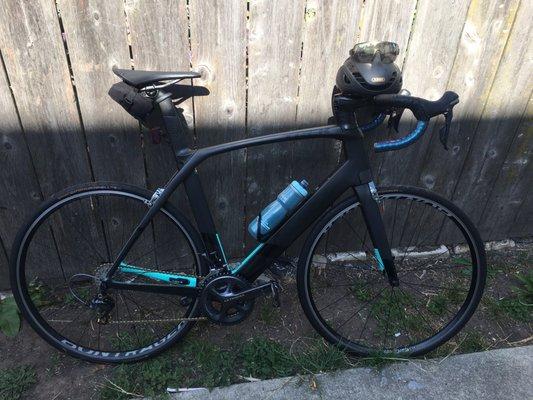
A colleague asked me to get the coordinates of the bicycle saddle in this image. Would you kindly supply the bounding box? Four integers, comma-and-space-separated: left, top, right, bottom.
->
112, 66, 201, 88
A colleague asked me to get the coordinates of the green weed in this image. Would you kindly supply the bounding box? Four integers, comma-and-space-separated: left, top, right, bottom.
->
357, 352, 403, 369
458, 331, 488, 353
100, 355, 180, 400
241, 338, 295, 379
259, 303, 279, 325
0, 365, 37, 400
0, 297, 20, 337
294, 340, 351, 374
180, 340, 237, 388
514, 272, 533, 304
485, 273, 533, 322
488, 297, 531, 322
350, 282, 372, 302
427, 294, 448, 316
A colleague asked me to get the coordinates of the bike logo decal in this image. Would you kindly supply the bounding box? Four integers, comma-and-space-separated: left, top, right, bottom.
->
61, 329, 179, 357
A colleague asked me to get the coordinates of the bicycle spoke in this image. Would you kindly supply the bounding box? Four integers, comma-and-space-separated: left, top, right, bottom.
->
336, 287, 387, 331
305, 191, 482, 355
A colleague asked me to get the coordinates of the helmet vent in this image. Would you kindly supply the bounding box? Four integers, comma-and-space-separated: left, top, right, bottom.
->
351, 71, 393, 91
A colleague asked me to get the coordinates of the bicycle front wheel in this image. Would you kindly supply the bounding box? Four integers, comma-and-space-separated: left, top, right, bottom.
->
10, 182, 206, 363
297, 186, 486, 356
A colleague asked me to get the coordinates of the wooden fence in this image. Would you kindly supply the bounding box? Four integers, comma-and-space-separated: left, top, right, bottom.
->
0, 0, 531, 286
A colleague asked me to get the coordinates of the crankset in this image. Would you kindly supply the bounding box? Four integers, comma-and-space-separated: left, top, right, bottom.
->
200, 274, 281, 325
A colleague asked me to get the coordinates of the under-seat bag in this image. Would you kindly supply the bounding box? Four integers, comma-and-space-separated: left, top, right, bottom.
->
108, 82, 154, 125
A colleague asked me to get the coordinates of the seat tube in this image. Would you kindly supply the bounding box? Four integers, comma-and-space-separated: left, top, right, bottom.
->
157, 93, 224, 266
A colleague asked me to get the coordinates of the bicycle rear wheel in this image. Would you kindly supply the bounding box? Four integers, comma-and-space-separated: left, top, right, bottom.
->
10, 182, 206, 363
297, 186, 486, 356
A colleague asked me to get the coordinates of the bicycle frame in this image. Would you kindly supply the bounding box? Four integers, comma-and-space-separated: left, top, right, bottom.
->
104, 93, 398, 295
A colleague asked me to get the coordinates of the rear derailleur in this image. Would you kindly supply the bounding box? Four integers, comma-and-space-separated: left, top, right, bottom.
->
89, 294, 115, 324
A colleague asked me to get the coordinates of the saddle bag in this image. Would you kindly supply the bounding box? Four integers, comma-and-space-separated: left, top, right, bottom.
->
108, 82, 154, 125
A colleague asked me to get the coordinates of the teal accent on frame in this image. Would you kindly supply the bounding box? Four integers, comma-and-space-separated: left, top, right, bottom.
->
119, 262, 197, 287
231, 243, 265, 275
215, 233, 228, 264
374, 249, 385, 272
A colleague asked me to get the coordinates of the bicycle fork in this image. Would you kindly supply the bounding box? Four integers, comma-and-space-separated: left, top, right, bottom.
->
354, 182, 399, 286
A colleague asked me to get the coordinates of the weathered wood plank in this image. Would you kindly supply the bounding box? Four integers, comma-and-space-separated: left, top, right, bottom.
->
357, 0, 417, 67
479, 93, 532, 239
0, 0, 93, 284
377, 0, 472, 188
125, 0, 192, 193
510, 172, 532, 238
292, 0, 363, 183
189, 0, 247, 257
246, 0, 306, 250
126, 0, 193, 263
0, 0, 92, 196
416, 0, 520, 198
356, 0, 418, 180
418, 0, 520, 244
57, 0, 146, 186
287, 0, 363, 255
0, 2, 91, 288
0, 56, 45, 286
0, 54, 42, 249
449, 0, 532, 234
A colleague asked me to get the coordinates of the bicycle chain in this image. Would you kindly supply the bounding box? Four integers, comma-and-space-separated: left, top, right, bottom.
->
108, 316, 207, 324
113, 266, 207, 323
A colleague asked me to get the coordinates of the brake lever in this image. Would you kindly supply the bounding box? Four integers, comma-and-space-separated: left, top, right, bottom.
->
387, 108, 405, 133
387, 89, 410, 133
439, 108, 453, 150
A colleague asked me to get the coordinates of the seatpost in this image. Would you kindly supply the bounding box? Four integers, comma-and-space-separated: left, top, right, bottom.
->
154, 91, 191, 155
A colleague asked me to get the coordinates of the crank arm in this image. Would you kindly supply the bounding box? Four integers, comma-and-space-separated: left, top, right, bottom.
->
224, 282, 276, 304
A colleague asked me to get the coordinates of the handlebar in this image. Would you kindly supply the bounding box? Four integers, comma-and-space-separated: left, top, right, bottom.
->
373, 91, 458, 121
367, 91, 459, 152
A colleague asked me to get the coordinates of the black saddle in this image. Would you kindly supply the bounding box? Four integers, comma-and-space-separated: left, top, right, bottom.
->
112, 66, 201, 88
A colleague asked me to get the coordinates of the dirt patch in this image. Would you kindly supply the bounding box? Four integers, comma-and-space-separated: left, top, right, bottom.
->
0, 240, 531, 399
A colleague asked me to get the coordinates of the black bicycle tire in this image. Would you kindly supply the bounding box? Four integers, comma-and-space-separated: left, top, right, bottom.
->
10, 182, 207, 363
297, 185, 486, 357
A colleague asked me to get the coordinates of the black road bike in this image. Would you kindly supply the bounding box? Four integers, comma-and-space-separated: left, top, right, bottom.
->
10, 58, 486, 363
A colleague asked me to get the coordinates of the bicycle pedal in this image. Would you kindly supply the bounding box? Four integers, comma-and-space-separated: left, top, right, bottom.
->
270, 282, 281, 307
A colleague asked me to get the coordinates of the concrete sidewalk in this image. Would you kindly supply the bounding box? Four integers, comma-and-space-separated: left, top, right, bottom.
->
168, 345, 532, 400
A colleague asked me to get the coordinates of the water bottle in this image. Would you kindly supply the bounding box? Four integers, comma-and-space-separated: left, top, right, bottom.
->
248, 180, 309, 240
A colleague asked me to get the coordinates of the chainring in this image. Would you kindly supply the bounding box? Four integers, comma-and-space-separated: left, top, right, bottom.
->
199, 273, 254, 325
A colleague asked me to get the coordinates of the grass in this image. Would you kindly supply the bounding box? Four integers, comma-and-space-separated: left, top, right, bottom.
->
14, 248, 533, 399
485, 271, 533, 323
101, 337, 356, 399
258, 303, 280, 325
101, 354, 180, 399
101, 334, 413, 399
427, 329, 490, 359
0, 365, 37, 400
487, 297, 531, 322
241, 338, 295, 379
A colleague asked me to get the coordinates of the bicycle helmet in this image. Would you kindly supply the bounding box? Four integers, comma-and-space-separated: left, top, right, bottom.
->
336, 41, 402, 96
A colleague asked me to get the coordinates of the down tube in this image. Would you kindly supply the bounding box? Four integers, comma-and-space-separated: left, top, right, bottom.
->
237, 159, 361, 281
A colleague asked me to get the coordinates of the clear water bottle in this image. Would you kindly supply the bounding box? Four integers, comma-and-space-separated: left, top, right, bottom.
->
248, 180, 309, 240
